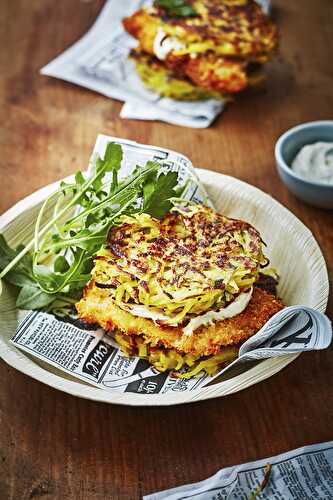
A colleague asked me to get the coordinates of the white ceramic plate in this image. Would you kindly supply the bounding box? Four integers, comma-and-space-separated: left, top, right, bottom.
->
0, 168, 329, 405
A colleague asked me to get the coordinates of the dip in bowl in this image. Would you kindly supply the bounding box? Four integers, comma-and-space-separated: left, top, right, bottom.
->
275, 120, 333, 209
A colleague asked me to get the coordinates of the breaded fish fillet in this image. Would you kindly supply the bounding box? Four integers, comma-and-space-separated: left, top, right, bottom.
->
76, 286, 283, 357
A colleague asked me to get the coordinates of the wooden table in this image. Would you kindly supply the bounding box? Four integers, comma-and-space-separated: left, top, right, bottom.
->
1, 1, 332, 498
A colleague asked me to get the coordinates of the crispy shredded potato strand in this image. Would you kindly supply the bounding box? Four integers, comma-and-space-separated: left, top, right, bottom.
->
115, 331, 238, 377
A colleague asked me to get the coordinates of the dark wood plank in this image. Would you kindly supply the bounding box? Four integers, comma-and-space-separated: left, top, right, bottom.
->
0, 0, 332, 499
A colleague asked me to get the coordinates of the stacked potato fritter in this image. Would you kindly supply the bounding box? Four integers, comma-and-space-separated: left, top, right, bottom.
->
76, 205, 283, 377
123, 0, 278, 100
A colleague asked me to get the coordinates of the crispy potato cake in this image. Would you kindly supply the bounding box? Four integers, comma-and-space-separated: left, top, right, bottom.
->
80, 205, 268, 325
130, 50, 228, 100
76, 204, 283, 376
123, 0, 278, 99
124, 0, 278, 60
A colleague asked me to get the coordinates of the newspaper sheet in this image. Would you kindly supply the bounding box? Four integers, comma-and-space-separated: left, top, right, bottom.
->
90, 135, 211, 206
10, 135, 332, 396
144, 441, 333, 499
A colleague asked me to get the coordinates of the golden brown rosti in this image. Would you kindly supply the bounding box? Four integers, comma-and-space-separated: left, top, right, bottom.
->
123, 0, 278, 98
123, 0, 278, 61
80, 205, 268, 326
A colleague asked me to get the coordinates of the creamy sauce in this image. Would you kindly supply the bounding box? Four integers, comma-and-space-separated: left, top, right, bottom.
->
182, 287, 253, 336
124, 288, 253, 334
123, 304, 174, 323
153, 28, 185, 61
291, 142, 333, 184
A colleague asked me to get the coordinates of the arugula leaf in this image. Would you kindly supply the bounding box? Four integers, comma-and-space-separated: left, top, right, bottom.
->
143, 171, 179, 218
102, 142, 123, 192
155, 0, 197, 17
4, 271, 35, 288
0, 235, 34, 287
54, 255, 70, 273
103, 142, 123, 172
0, 234, 18, 268
16, 285, 55, 310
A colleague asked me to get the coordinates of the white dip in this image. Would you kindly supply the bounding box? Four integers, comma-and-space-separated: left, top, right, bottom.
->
153, 28, 185, 60
291, 142, 333, 184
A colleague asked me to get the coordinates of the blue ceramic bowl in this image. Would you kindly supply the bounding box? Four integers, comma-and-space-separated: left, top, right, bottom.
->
275, 120, 333, 209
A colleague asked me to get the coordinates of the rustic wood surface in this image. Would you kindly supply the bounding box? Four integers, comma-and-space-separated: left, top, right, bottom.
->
1, 1, 332, 499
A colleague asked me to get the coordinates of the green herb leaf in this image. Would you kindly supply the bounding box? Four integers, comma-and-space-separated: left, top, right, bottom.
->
0, 234, 18, 268
143, 171, 179, 218
103, 142, 123, 172
4, 271, 35, 287
155, 0, 197, 17
102, 142, 123, 193
16, 285, 55, 310
54, 255, 70, 273
0, 235, 35, 287
75, 171, 85, 186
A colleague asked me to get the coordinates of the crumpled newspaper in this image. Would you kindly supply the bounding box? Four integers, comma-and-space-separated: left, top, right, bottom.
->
144, 441, 333, 499
41, 0, 271, 128
11, 302, 332, 396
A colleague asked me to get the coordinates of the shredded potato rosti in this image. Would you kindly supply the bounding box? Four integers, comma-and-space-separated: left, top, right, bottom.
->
123, 0, 278, 99
87, 204, 268, 325
76, 204, 283, 377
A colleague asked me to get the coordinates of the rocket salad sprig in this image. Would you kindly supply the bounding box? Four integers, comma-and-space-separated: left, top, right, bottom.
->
0, 143, 182, 312
155, 0, 197, 17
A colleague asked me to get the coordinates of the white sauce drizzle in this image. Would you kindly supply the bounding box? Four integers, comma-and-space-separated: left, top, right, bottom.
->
123, 288, 253, 334
123, 304, 173, 323
182, 287, 253, 336
291, 142, 333, 184
153, 28, 185, 61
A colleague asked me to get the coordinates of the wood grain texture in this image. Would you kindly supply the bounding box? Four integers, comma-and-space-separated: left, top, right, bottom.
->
0, 0, 332, 499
